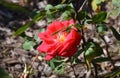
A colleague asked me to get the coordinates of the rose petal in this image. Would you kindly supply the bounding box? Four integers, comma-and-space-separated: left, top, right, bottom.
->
38, 33, 55, 44
58, 29, 81, 56
69, 19, 75, 25
45, 55, 54, 60
59, 47, 77, 57
59, 40, 73, 53
65, 29, 81, 45
62, 19, 75, 26
37, 19, 82, 60
37, 42, 50, 52
46, 21, 64, 34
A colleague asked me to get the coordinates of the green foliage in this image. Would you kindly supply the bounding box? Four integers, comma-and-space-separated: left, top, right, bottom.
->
110, 26, 120, 41
49, 59, 63, 69
49, 59, 66, 74
23, 38, 35, 50
92, 12, 107, 23
13, 3, 75, 36
78, 10, 90, 20
45, 5, 58, 23
55, 4, 74, 12
34, 33, 42, 43
33, 11, 46, 22
111, 0, 120, 18
97, 24, 108, 34
0, 0, 29, 14
54, 63, 66, 74
85, 41, 103, 70
55, 4, 68, 11
71, 49, 83, 64
112, 0, 120, 7
91, 0, 105, 11
93, 57, 110, 63
13, 21, 34, 36
14, 11, 46, 36
45, 4, 75, 22
61, 10, 73, 20
0, 68, 12, 78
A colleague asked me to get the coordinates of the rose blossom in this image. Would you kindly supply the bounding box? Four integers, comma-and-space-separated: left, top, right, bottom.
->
37, 19, 81, 60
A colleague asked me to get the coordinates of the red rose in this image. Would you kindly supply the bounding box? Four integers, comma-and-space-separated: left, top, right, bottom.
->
37, 19, 81, 60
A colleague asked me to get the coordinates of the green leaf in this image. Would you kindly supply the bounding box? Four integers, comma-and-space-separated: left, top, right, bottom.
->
55, 4, 73, 11
14, 11, 46, 36
33, 11, 46, 22
23, 40, 35, 50
91, 0, 105, 11
46, 5, 57, 15
49, 60, 55, 69
73, 49, 83, 58
45, 5, 58, 23
97, 24, 108, 34
55, 4, 67, 10
110, 0, 120, 18
45, 4, 54, 11
78, 10, 90, 20
34, 28, 45, 43
34, 34, 40, 43
93, 57, 110, 63
49, 59, 63, 69
110, 26, 120, 41
85, 41, 103, 70
71, 49, 83, 64
13, 21, 34, 36
111, 7, 120, 18
54, 63, 66, 75
49, 58, 65, 74
0, 0, 30, 14
92, 12, 107, 23
61, 10, 72, 20
85, 42, 103, 60
112, 0, 120, 8
0, 68, 12, 78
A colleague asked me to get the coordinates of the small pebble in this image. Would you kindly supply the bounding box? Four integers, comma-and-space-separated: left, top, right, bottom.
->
15, 64, 22, 70
43, 65, 52, 76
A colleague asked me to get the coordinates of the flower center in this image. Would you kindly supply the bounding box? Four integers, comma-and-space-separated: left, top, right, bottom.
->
57, 33, 66, 43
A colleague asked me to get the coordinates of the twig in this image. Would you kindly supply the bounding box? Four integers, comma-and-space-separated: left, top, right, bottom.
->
21, 54, 38, 78
28, 54, 38, 69
70, 62, 78, 78
78, 0, 87, 12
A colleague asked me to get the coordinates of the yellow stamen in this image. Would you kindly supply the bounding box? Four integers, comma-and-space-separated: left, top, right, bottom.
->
57, 33, 66, 42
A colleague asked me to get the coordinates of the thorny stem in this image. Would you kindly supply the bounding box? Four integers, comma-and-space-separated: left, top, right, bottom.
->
99, 35, 115, 67
92, 62, 98, 78
72, 1, 87, 77
88, 1, 115, 75
76, 12, 86, 50
70, 62, 77, 78
72, 0, 87, 50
